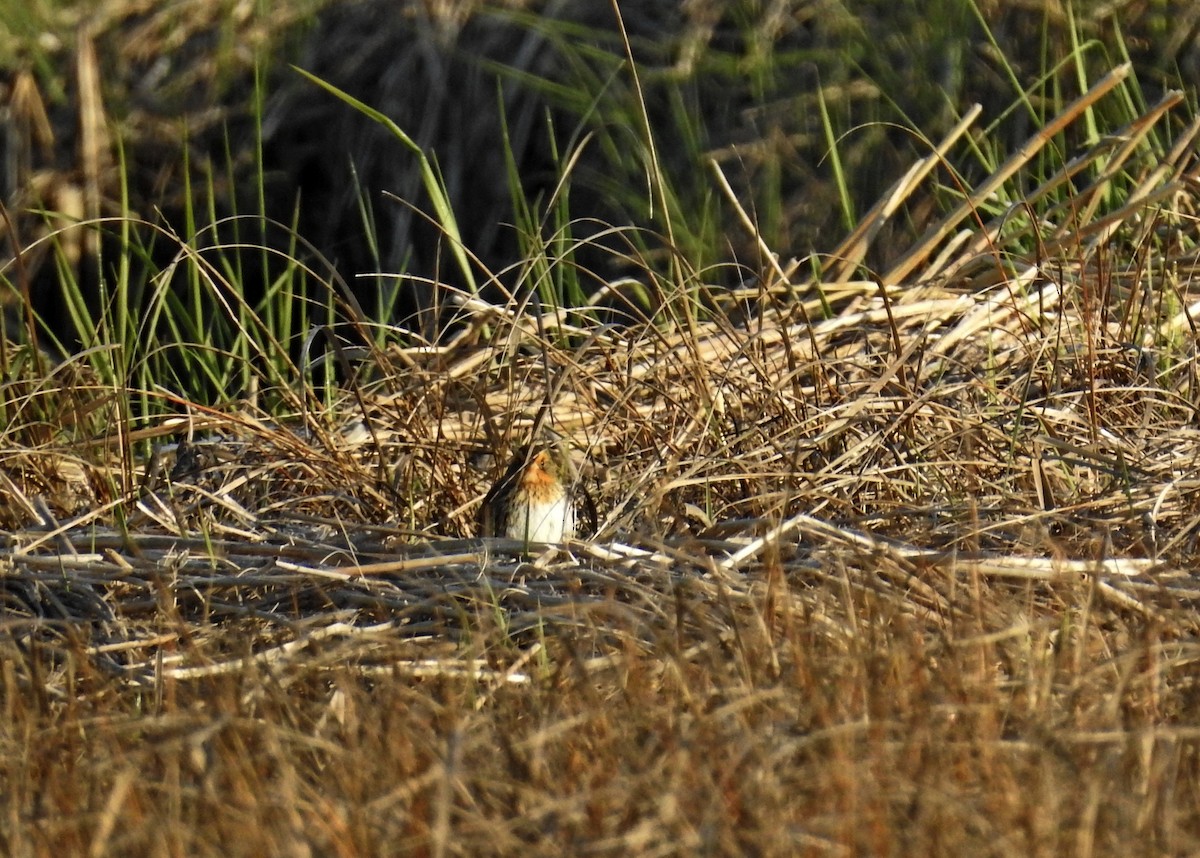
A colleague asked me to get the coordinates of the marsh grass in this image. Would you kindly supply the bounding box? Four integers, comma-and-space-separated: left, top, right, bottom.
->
3, 1, 1200, 855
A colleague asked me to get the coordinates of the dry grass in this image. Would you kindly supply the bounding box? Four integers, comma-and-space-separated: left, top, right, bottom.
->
3, 63, 1200, 855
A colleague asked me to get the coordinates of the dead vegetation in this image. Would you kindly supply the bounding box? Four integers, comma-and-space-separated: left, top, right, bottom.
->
2, 52, 1200, 854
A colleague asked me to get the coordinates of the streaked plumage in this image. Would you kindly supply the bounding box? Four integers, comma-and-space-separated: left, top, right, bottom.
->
478, 446, 576, 543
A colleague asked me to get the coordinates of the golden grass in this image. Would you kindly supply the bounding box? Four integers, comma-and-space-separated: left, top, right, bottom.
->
4, 60, 1200, 858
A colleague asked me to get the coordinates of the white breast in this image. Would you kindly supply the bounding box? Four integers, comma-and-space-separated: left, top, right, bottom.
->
506, 494, 575, 542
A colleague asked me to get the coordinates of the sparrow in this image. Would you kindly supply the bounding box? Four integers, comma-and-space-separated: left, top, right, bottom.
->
478, 445, 577, 543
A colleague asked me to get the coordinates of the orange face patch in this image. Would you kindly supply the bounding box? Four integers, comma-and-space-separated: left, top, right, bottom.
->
519, 451, 559, 491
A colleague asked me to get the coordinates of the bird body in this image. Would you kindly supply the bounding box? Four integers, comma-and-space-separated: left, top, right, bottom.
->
478, 447, 576, 542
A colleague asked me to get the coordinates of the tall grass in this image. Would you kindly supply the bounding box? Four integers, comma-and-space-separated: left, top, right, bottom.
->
2, 2, 1200, 855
